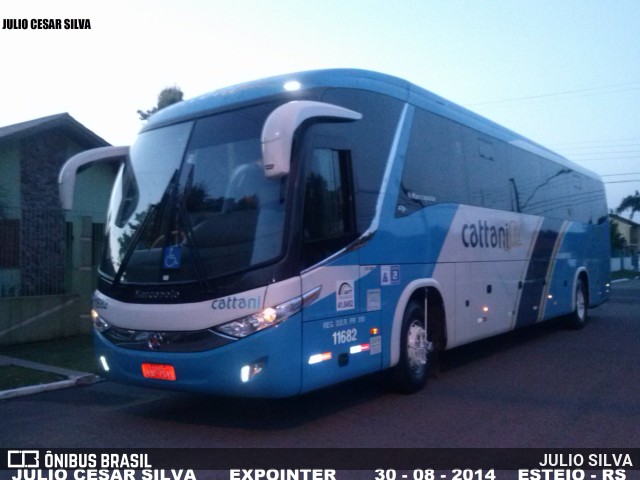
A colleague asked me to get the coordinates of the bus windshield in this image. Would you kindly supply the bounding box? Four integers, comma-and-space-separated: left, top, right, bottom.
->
100, 102, 288, 285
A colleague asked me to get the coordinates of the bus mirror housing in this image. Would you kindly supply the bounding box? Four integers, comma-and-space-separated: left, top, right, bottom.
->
58, 145, 129, 210
261, 101, 362, 178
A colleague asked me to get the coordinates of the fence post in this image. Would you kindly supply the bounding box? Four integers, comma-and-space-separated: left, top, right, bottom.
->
69, 216, 96, 322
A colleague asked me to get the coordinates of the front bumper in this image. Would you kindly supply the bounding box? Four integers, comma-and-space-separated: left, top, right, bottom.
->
93, 313, 303, 398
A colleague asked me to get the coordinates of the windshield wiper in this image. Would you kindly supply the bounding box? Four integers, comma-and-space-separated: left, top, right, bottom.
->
173, 163, 211, 291
112, 169, 180, 286
112, 202, 158, 287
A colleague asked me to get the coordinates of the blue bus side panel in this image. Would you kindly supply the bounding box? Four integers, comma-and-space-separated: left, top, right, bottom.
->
544, 219, 610, 320
300, 253, 383, 392
301, 311, 382, 393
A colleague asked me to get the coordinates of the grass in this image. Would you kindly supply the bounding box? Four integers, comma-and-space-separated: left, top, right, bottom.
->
611, 270, 640, 281
0, 335, 99, 392
0, 365, 65, 390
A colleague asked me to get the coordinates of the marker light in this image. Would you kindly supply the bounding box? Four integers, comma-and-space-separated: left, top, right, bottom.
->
349, 344, 370, 355
370, 327, 379, 335
482, 306, 490, 313
241, 361, 265, 383
99, 355, 110, 372
284, 80, 301, 91
308, 352, 332, 365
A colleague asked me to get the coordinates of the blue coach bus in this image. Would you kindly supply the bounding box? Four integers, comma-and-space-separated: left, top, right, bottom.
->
59, 69, 610, 397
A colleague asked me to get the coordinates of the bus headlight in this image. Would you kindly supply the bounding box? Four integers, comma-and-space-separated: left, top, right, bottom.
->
90, 309, 110, 332
214, 295, 303, 339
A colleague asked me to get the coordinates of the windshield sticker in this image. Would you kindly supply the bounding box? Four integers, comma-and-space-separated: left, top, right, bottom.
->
336, 280, 355, 311
162, 245, 182, 270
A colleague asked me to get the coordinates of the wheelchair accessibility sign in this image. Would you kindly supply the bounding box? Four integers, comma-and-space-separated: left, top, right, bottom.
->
163, 245, 182, 269
380, 265, 400, 285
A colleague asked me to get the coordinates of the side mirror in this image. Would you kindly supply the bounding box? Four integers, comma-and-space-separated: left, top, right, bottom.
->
58, 145, 129, 210
261, 101, 362, 178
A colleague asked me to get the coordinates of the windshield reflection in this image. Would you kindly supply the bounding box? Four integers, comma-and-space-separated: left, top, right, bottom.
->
100, 102, 288, 285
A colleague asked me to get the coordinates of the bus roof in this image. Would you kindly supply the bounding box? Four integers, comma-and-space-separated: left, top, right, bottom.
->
143, 69, 600, 181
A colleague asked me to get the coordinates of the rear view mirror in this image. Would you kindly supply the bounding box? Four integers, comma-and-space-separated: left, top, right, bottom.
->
58, 145, 129, 210
261, 101, 362, 178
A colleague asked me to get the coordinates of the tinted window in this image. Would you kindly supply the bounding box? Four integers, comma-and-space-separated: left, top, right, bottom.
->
397, 109, 468, 216
465, 132, 512, 211
509, 148, 550, 216
320, 89, 403, 230
302, 148, 356, 267
509, 149, 607, 223
398, 107, 605, 224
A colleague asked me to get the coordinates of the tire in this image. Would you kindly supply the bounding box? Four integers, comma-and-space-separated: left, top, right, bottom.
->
392, 300, 430, 393
566, 277, 588, 330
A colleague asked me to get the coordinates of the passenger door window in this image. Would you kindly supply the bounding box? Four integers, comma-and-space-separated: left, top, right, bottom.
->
302, 148, 356, 267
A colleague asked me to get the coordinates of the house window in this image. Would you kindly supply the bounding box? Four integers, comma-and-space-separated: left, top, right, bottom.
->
0, 218, 20, 268
92, 222, 105, 267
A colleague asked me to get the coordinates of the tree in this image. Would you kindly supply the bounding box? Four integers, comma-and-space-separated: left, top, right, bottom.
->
616, 190, 640, 219
137, 86, 184, 120
610, 219, 626, 252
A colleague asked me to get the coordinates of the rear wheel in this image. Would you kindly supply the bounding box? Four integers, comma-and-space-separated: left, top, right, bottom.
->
392, 301, 431, 393
566, 277, 588, 329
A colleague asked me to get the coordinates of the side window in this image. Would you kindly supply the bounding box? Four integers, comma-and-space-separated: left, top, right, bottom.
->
536, 160, 576, 219
302, 148, 356, 267
478, 138, 495, 160
508, 148, 547, 216
466, 134, 511, 211
321, 88, 404, 231
397, 109, 467, 216
508, 147, 607, 223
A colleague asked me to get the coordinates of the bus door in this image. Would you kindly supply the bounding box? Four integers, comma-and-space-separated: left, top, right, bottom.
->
298, 136, 383, 392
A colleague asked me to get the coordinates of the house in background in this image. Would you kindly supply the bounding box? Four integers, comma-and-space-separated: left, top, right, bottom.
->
609, 213, 640, 272
0, 113, 119, 344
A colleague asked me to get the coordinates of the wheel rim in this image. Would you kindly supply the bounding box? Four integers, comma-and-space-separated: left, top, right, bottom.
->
576, 285, 586, 322
407, 319, 427, 373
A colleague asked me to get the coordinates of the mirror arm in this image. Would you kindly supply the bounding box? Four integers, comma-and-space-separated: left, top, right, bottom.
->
58, 145, 129, 210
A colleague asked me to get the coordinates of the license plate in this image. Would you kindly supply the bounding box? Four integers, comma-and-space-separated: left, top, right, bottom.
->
141, 363, 176, 381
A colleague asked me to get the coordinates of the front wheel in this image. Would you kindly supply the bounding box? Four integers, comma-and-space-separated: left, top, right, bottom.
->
566, 278, 588, 330
391, 301, 431, 393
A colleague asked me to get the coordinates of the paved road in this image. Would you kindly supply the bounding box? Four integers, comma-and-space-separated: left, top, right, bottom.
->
1, 281, 638, 449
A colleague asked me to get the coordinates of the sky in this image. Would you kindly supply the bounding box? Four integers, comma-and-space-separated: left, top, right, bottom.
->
2, 0, 639, 214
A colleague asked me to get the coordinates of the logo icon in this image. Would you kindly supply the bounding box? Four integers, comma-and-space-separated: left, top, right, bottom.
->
147, 333, 165, 350
8, 450, 39, 468
336, 280, 355, 311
